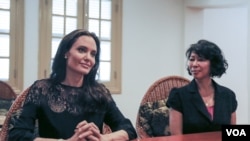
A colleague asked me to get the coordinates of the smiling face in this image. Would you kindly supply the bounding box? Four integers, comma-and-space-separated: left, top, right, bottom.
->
65, 35, 97, 76
188, 52, 211, 80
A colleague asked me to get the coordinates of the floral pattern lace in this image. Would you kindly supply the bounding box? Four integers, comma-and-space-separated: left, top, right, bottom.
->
25, 79, 84, 115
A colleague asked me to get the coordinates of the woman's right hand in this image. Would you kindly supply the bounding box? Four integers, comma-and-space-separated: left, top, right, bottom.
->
66, 120, 94, 141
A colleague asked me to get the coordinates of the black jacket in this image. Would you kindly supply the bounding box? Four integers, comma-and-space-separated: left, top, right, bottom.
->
166, 79, 237, 134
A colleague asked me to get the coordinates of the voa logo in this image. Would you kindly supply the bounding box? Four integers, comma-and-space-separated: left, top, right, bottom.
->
226, 129, 246, 136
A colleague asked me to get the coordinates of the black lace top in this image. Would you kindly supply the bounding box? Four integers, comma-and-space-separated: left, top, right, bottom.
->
8, 79, 137, 140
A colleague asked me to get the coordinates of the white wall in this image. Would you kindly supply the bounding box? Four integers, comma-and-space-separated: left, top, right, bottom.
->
113, 0, 185, 126
203, 7, 248, 124
24, 0, 39, 87
23, 0, 250, 127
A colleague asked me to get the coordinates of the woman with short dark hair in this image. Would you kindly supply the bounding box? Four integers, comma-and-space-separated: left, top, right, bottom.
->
167, 39, 237, 135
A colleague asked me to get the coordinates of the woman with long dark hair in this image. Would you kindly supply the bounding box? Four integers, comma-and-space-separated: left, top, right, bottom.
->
8, 29, 137, 141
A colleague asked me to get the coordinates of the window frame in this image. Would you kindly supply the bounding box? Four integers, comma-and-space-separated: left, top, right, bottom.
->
0, 0, 25, 93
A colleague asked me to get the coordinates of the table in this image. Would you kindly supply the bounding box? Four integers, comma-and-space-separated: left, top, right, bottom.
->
132, 131, 221, 141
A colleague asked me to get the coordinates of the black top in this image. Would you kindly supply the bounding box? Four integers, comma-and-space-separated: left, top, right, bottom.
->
8, 79, 137, 140
166, 79, 237, 134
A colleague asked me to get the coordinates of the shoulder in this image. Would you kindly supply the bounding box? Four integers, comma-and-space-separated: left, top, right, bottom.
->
217, 85, 234, 93
168, 84, 190, 102
29, 79, 54, 93
93, 82, 113, 101
25, 79, 53, 103
167, 80, 198, 104
213, 80, 236, 99
213, 80, 235, 94
170, 80, 194, 95
94, 82, 110, 94
32, 78, 52, 86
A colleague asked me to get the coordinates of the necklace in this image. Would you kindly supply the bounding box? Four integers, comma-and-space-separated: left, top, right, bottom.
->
205, 97, 213, 107
198, 83, 215, 107
198, 85, 214, 107
202, 93, 214, 107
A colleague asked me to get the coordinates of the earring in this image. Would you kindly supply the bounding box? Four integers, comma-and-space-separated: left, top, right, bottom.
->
64, 55, 67, 59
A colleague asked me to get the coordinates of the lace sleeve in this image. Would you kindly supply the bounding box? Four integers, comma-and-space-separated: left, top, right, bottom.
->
8, 80, 49, 140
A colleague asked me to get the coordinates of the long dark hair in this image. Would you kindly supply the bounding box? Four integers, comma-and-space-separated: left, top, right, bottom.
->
50, 29, 111, 111
50, 29, 100, 85
186, 39, 228, 78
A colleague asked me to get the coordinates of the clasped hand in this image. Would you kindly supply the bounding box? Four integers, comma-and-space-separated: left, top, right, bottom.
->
67, 120, 105, 141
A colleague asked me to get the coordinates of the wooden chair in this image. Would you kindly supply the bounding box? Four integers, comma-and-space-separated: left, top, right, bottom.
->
136, 75, 190, 139
0, 87, 111, 141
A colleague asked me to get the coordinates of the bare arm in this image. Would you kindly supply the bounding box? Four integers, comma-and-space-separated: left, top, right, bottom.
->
169, 108, 183, 135
100, 130, 129, 141
34, 138, 65, 141
33, 130, 128, 141
230, 112, 237, 124
34, 121, 95, 141
34, 120, 130, 141
78, 121, 129, 141
85, 122, 129, 141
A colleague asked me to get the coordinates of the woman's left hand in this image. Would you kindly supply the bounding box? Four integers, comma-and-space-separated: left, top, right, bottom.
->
86, 122, 103, 141
75, 121, 106, 141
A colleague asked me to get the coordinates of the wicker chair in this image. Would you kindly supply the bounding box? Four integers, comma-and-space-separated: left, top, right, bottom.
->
0, 87, 29, 141
0, 87, 111, 141
136, 75, 190, 139
0, 81, 17, 132
0, 81, 17, 100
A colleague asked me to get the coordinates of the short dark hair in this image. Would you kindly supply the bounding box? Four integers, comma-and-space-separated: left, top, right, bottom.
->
185, 39, 228, 78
